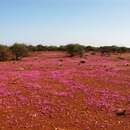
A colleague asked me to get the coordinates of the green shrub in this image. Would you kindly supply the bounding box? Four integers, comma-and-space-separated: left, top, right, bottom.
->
35, 44, 47, 51
10, 43, 29, 60
65, 44, 85, 57
27, 45, 37, 52
85, 46, 98, 52
47, 46, 59, 51
0, 45, 13, 61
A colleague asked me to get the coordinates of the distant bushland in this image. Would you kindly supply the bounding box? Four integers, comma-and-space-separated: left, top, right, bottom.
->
0, 43, 130, 61
26, 44, 130, 54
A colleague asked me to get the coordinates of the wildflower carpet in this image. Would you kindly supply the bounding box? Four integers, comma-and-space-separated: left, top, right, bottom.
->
0, 52, 130, 130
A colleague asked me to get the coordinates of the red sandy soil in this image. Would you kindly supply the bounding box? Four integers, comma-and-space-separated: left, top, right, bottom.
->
0, 51, 130, 130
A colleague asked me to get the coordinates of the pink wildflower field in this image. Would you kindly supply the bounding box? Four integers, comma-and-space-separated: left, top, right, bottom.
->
0, 51, 130, 130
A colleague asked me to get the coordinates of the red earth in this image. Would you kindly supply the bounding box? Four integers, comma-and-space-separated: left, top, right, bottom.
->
0, 51, 130, 130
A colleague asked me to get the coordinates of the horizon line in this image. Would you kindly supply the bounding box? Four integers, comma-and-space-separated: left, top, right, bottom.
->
0, 41, 130, 48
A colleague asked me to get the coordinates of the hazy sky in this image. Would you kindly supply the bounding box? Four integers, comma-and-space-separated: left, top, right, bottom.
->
0, 0, 130, 46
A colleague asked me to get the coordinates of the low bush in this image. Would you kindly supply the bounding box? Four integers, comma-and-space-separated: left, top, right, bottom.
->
27, 45, 37, 52
35, 44, 47, 51
65, 44, 85, 57
0, 45, 13, 61
10, 43, 29, 60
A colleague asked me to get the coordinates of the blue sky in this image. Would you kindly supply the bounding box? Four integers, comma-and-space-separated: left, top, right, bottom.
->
0, 0, 130, 46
